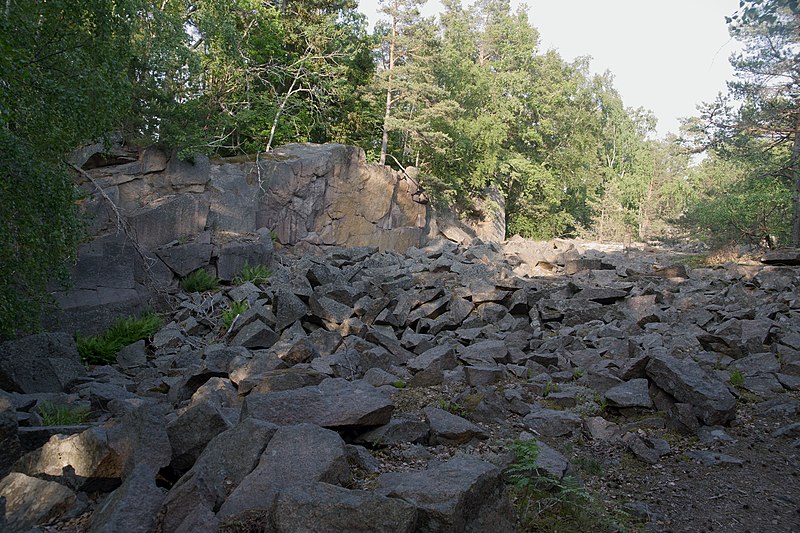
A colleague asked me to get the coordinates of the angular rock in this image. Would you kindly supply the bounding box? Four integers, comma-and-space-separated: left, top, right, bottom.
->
229, 320, 279, 350
217, 423, 351, 523
356, 418, 430, 447
375, 455, 515, 533
88, 464, 165, 533
645, 352, 737, 425
464, 365, 505, 386
0, 472, 77, 533
14, 426, 124, 492
242, 378, 393, 428
273, 287, 308, 331
0, 333, 87, 393
167, 400, 233, 472
522, 408, 583, 438
269, 482, 418, 533
160, 418, 278, 532
604, 378, 654, 409
684, 449, 744, 466
761, 248, 800, 265
0, 396, 21, 478
424, 406, 487, 445
244, 367, 326, 395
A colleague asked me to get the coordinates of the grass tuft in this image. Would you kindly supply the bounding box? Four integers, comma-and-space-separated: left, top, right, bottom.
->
222, 300, 249, 330
181, 269, 220, 292
729, 368, 745, 387
38, 400, 90, 426
233, 262, 271, 286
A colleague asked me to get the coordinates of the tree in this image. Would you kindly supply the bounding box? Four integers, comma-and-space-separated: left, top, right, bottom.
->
0, 0, 138, 338
692, 0, 800, 245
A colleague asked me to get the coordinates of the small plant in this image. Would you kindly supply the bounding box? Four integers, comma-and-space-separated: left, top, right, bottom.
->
572, 367, 586, 380
269, 229, 278, 242
391, 380, 407, 389
437, 399, 467, 417
38, 401, 90, 426
233, 262, 271, 286
543, 381, 561, 397
76, 311, 162, 365
181, 269, 220, 292
729, 369, 745, 387
222, 300, 249, 330
506, 439, 634, 531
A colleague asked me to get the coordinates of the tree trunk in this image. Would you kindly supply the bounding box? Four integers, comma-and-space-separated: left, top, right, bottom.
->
380, 9, 397, 167
792, 111, 800, 246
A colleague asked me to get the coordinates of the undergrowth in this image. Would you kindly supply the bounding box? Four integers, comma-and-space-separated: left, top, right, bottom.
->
233, 262, 271, 286
38, 401, 90, 426
76, 311, 161, 364
506, 439, 638, 532
181, 269, 220, 292
222, 300, 249, 330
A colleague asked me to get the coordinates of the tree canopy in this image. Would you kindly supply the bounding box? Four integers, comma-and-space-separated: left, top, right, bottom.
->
6, 0, 792, 338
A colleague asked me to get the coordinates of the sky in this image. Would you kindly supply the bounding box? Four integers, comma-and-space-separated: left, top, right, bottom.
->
357, 0, 743, 138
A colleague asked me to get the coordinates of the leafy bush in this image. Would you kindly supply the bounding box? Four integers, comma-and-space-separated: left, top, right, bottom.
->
76, 311, 162, 365
233, 263, 271, 286
38, 401, 90, 426
222, 300, 249, 330
181, 269, 220, 292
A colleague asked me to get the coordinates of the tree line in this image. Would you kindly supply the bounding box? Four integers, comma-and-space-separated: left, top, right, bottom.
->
0, 0, 797, 337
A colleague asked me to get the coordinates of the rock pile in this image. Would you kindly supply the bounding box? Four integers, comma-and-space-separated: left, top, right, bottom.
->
1, 238, 800, 531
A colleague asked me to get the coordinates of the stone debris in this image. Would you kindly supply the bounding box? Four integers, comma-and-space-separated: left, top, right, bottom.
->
2, 231, 800, 531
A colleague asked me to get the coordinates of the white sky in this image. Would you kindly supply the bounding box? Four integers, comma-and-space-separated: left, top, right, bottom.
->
357, 0, 743, 138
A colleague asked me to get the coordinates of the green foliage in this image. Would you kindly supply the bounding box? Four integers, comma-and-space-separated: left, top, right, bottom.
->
437, 399, 467, 417
76, 311, 162, 365
391, 380, 407, 388
0, 0, 139, 339
222, 300, 250, 330
542, 381, 561, 397
181, 269, 220, 293
233, 263, 272, 286
506, 439, 634, 532
730, 369, 745, 387
38, 401, 90, 426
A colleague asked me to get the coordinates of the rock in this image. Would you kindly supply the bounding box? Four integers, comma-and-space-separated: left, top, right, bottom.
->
167, 400, 233, 472
584, 416, 621, 441
0, 397, 21, 477
622, 433, 671, 464
356, 418, 430, 447
160, 418, 278, 532
375, 455, 515, 532
116, 340, 147, 368
14, 426, 124, 492
522, 408, 583, 438
772, 421, 800, 439
155, 233, 213, 277
216, 233, 274, 282
0, 333, 87, 393
217, 423, 351, 523
424, 406, 487, 445
268, 482, 418, 533
88, 464, 165, 533
229, 320, 279, 349
464, 365, 505, 386
645, 352, 737, 425
242, 378, 393, 428
604, 378, 654, 409
273, 287, 308, 331
0, 472, 77, 533
761, 248, 800, 265
243, 367, 325, 395
106, 400, 173, 477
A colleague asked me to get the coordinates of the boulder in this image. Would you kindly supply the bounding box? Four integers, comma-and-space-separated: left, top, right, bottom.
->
0, 333, 86, 393
159, 418, 278, 532
0, 396, 21, 477
375, 455, 515, 533
241, 378, 393, 428
646, 352, 737, 425
167, 400, 234, 472
604, 378, 654, 409
268, 482, 418, 533
424, 406, 487, 445
0, 472, 77, 533
217, 423, 351, 524
88, 464, 165, 533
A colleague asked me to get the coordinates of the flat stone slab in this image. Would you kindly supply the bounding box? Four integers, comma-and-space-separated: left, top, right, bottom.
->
241, 378, 393, 428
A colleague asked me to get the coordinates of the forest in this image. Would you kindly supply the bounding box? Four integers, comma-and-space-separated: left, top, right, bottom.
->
0, 0, 799, 335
